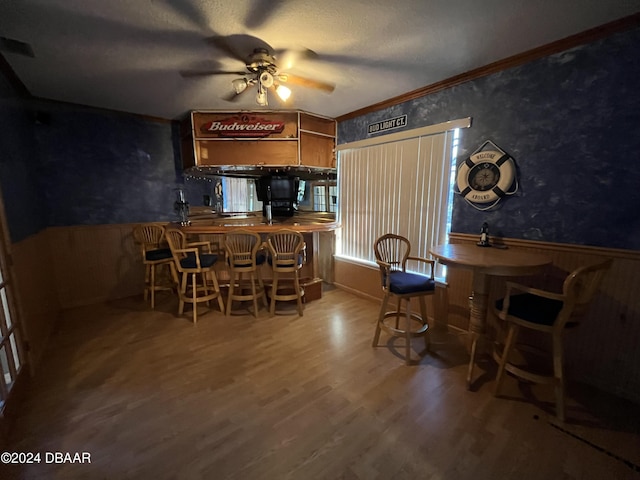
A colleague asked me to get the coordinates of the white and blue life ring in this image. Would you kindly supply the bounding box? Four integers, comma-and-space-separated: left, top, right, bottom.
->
456, 150, 517, 210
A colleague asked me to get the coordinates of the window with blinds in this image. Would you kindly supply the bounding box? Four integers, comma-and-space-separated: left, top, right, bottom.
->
336, 118, 469, 279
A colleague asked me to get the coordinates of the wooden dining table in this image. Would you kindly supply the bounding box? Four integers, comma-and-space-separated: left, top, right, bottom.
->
429, 243, 552, 388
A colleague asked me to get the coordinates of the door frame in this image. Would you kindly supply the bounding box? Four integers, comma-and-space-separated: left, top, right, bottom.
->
0, 187, 30, 447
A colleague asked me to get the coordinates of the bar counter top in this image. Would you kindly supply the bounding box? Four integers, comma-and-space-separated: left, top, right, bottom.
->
175, 209, 337, 281
176, 211, 339, 234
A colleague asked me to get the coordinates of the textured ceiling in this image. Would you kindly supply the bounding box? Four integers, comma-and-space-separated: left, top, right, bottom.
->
0, 0, 638, 120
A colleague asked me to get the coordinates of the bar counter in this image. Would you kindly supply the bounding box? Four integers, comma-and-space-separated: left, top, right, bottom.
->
174, 211, 338, 283
177, 212, 338, 234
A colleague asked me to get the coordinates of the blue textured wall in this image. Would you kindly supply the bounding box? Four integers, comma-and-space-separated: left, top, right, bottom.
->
0, 73, 239, 240
31, 100, 183, 226
0, 73, 45, 242
0, 74, 201, 240
338, 26, 640, 251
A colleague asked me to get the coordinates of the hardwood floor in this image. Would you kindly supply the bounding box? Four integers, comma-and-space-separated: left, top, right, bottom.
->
2, 288, 639, 479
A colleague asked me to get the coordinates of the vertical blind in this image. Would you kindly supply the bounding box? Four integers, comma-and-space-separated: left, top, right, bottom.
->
337, 122, 466, 277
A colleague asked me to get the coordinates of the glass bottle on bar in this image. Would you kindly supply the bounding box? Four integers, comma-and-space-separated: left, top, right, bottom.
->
478, 222, 490, 247
265, 185, 273, 225
174, 188, 190, 226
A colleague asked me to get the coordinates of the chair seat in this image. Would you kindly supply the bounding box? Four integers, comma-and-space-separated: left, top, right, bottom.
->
495, 293, 563, 326
267, 253, 304, 267
228, 252, 267, 268
180, 253, 218, 270
145, 248, 172, 262
388, 271, 435, 295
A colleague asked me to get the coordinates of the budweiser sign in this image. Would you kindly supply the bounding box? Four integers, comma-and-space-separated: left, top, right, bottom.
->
201, 115, 286, 138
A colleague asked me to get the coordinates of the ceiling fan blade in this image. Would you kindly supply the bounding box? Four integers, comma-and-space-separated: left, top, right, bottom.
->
154, 0, 211, 31
208, 34, 273, 63
275, 48, 318, 70
279, 73, 335, 93
180, 69, 247, 78
244, 0, 285, 29
314, 53, 417, 71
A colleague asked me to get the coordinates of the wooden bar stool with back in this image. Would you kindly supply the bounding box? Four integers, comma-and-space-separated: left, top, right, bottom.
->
372, 233, 436, 365
132, 224, 176, 309
493, 258, 612, 421
265, 229, 306, 316
164, 228, 225, 323
223, 229, 268, 317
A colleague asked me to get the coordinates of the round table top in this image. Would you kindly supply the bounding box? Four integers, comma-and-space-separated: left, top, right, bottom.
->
429, 243, 552, 276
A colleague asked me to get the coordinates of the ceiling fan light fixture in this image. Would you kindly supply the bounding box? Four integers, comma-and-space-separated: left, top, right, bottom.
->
259, 71, 274, 88
276, 85, 291, 102
232, 78, 248, 94
256, 87, 268, 106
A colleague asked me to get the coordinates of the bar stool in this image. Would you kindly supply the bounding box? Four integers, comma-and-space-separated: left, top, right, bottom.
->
132, 224, 176, 309
265, 229, 306, 316
372, 233, 436, 365
165, 228, 225, 323
223, 229, 268, 317
493, 258, 612, 421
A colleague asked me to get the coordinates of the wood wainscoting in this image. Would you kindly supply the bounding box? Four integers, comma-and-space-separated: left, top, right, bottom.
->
45, 223, 145, 308
334, 233, 640, 404
12, 230, 62, 369
11, 224, 144, 371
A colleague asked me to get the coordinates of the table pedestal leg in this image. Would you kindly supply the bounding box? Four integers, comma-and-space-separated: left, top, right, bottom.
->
466, 333, 479, 389
466, 272, 489, 389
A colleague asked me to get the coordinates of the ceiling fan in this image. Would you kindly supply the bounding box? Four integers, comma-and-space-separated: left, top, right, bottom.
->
180, 37, 335, 106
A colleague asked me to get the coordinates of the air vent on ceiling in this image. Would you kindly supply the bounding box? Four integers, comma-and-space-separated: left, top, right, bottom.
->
0, 37, 35, 57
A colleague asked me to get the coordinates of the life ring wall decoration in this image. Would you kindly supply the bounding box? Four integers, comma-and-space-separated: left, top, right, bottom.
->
455, 141, 518, 211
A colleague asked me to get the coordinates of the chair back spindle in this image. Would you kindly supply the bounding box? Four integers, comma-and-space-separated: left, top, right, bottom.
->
374, 234, 410, 273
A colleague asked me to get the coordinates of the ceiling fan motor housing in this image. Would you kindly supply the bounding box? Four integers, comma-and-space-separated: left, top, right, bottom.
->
246, 48, 278, 73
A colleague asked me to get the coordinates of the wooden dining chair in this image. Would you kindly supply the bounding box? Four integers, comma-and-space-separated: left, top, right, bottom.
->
372, 233, 436, 365
265, 229, 306, 316
165, 228, 225, 323
223, 229, 268, 317
493, 258, 612, 421
132, 224, 176, 309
